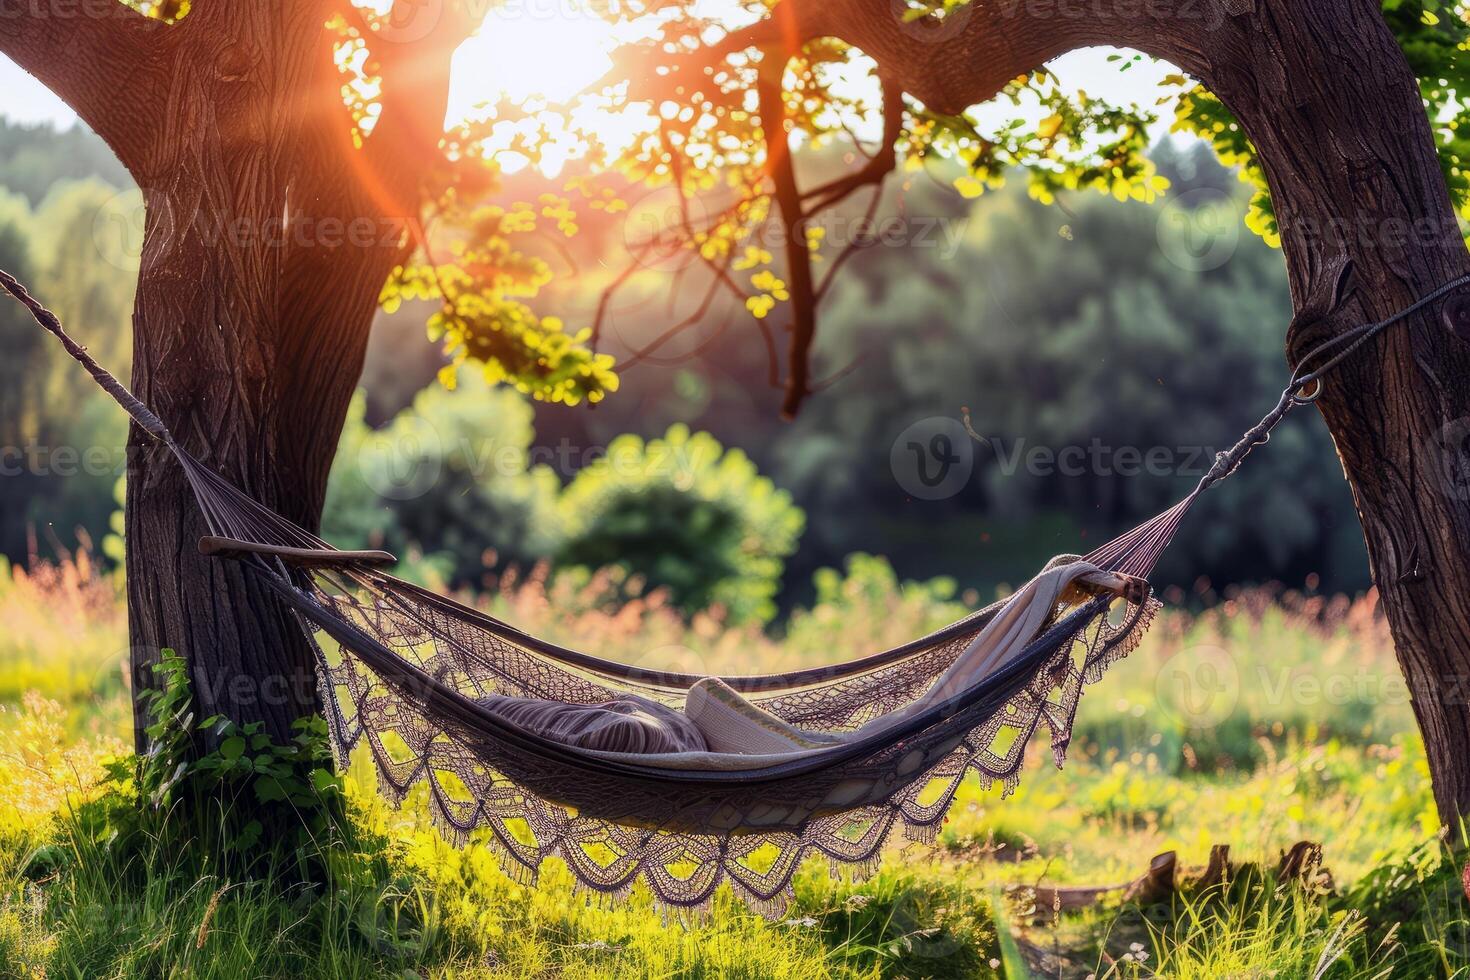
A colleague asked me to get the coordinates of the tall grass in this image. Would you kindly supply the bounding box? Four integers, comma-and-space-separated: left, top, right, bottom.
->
0, 549, 1464, 977
0, 551, 128, 737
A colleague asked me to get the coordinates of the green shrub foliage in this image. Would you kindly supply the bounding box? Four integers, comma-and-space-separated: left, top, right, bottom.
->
555, 425, 805, 623
325, 372, 561, 585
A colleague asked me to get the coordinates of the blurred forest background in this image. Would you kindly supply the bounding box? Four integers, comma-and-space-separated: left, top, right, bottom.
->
0, 116, 1366, 626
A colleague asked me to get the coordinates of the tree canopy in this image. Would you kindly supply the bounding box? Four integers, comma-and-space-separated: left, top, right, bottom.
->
41, 1, 1459, 422
349, 0, 1470, 417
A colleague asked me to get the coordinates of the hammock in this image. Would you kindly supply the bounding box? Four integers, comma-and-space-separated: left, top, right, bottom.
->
4, 268, 1459, 913
194, 454, 1161, 913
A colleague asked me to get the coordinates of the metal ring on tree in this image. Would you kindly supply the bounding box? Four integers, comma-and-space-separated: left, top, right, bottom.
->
1292, 377, 1324, 404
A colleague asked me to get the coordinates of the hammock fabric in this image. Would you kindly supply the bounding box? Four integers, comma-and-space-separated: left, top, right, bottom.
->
297, 559, 1154, 912
5, 266, 1453, 913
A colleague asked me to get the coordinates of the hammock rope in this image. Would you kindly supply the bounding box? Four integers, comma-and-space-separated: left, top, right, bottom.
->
1087, 272, 1470, 577
4, 265, 1463, 913
1194, 272, 1470, 493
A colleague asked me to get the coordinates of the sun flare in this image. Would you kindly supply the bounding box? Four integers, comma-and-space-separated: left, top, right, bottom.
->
448, 0, 620, 113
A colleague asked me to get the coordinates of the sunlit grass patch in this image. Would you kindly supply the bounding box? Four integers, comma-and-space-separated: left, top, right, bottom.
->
0, 693, 123, 843
0, 553, 128, 739
942, 736, 1435, 889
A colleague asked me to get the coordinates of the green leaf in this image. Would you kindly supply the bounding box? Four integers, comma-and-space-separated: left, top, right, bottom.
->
235, 819, 263, 851
254, 777, 288, 803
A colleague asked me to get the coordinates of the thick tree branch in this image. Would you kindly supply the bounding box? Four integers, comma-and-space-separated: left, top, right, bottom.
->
351, 0, 488, 214
0, 0, 171, 173
755, 56, 819, 419
652, 0, 1176, 113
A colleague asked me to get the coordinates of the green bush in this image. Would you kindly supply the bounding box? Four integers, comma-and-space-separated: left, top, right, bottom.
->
16, 652, 465, 978
326, 372, 561, 585
783, 553, 970, 654
44, 651, 349, 882
0, 178, 138, 566
555, 424, 805, 624
327, 386, 807, 619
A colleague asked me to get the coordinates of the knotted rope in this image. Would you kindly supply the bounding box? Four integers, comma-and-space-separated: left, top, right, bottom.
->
0, 269, 174, 446
1196, 273, 1470, 492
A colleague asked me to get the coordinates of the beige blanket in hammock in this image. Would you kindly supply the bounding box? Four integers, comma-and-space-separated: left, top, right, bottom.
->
485, 561, 1131, 771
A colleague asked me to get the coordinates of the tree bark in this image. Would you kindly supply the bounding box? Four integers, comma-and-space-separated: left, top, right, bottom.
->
1188, 2, 1470, 824
112, 2, 416, 748
1, 1, 480, 750
1038, 0, 1470, 825
1013, 0, 1470, 824
124, 205, 403, 748
0, 0, 170, 172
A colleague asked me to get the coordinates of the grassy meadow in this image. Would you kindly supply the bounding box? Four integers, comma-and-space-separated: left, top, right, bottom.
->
0, 551, 1465, 978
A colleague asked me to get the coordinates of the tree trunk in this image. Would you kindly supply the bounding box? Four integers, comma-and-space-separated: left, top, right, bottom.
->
120, 4, 413, 749
124, 209, 400, 749
1161, 1, 1470, 824
0, 1, 463, 752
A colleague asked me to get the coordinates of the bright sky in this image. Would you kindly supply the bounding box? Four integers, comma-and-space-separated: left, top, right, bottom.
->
0, 4, 1182, 146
